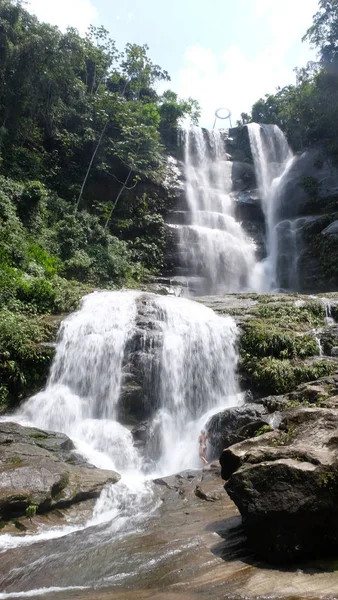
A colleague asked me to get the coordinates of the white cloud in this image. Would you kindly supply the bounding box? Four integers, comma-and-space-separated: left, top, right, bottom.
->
175, 0, 319, 128
26, 0, 98, 35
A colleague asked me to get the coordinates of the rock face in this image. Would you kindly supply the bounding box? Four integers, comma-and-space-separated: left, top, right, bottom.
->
265, 148, 338, 292
206, 404, 271, 458
162, 127, 266, 286
273, 149, 338, 219
0, 422, 120, 520
221, 404, 338, 563
164, 127, 338, 293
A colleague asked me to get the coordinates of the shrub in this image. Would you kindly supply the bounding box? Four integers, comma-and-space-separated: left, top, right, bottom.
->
240, 321, 319, 360
0, 309, 56, 409
51, 277, 91, 313
17, 181, 47, 233
25, 243, 62, 277
17, 278, 57, 313
64, 250, 93, 281
240, 356, 335, 396
255, 424, 273, 437
25, 504, 38, 520
254, 301, 326, 330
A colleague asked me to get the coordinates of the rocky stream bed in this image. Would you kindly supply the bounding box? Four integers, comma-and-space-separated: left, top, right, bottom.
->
2, 292, 338, 599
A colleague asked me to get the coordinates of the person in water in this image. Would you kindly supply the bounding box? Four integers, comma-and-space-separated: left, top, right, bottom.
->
198, 429, 208, 465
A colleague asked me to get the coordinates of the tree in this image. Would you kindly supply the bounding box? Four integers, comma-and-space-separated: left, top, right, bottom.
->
158, 90, 200, 130
303, 0, 338, 69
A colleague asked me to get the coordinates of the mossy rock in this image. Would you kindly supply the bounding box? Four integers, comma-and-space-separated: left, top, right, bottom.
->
240, 356, 336, 396
240, 320, 319, 360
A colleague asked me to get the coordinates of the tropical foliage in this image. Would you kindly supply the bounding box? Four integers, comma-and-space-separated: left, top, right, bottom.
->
239, 0, 338, 158
0, 0, 200, 409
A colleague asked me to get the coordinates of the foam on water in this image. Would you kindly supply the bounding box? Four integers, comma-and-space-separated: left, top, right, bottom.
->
175, 127, 257, 294
247, 123, 295, 290
0, 290, 240, 565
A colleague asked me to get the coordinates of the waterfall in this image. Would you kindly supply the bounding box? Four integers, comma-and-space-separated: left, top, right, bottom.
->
170, 127, 257, 295
0, 289, 240, 581
247, 123, 295, 290
16, 290, 239, 477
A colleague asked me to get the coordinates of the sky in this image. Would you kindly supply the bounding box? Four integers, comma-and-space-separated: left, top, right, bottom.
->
26, 0, 319, 128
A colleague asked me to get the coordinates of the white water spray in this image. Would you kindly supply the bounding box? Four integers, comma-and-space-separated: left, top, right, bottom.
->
171, 127, 257, 294
247, 123, 294, 290
18, 291, 239, 475
2, 290, 240, 553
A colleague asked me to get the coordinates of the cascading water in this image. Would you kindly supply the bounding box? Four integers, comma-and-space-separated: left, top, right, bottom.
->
247, 123, 295, 290
0, 290, 239, 570
169, 127, 257, 295
16, 290, 238, 476
0, 290, 240, 595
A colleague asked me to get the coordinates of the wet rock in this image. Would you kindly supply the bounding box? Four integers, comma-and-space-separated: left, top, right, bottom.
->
231, 162, 256, 191
287, 374, 338, 404
262, 394, 289, 412
319, 325, 338, 356
0, 422, 120, 520
206, 404, 270, 458
275, 149, 338, 220
222, 406, 338, 562
233, 190, 264, 223
131, 421, 149, 449
118, 294, 165, 422
194, 484, 222, 502
322, 219, 338, 237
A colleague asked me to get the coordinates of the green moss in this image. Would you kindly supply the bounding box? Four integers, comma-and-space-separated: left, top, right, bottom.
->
238, 297, 333, 396
254, 424, 273, 437
25, 504, 38, 520
300, 176, 319, 201
51, 472, 70, 499
253, 300, 326, 330
274, 424, 297, 446
285, 399, 312, 409
320, 469, 338, 489
240, 320, 319, 360
240, 356, 336, 396
6, 456, 23, 465
28, 432, 48, 440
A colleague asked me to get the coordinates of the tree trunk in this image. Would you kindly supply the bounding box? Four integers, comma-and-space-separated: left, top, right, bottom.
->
76, 120, 108, 209
104, 167, 133, 230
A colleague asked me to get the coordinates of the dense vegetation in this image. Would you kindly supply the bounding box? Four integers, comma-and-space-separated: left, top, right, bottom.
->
239, 300, 336, 395
0, 0, 200, 409
239, 0, 338, 158
1, 0, 337, 410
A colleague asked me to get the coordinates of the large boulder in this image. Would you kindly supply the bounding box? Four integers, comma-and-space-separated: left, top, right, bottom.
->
319, 325, 338, 356
206, 403, 271, 458
221, 406, 338, 563
231, 162, 256, 191
275, 149, 338, 220
0, 422, 120, 520
322, 219, 338, 238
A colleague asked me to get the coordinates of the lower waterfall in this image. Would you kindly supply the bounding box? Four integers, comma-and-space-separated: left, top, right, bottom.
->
17, 290, 238, 476
0, 290, 239, 571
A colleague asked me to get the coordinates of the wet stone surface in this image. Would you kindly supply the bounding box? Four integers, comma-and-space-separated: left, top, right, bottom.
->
2, 465, 338, 600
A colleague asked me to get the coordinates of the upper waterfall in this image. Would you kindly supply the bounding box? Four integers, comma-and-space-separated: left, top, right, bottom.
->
247, 123, 295, 291
168, 127, 257, 295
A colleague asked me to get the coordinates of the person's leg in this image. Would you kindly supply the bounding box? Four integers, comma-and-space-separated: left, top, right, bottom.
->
200, 446, 208, 465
